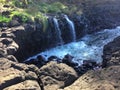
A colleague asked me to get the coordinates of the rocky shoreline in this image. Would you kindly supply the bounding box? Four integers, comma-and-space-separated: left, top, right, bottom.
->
63, 36, 120, 90
0, 24, 120, 90
1, 0, 120, 90
0, 25, 100, 90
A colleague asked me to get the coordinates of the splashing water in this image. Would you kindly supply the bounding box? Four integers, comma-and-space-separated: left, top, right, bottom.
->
25, 26, 120, 66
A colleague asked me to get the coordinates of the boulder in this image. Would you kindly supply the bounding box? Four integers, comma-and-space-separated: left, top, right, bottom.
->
74, 60, 101, 75
48, 56, 61, 62
39, 61, 78, 90
0, 58, 42, 90
0, 38, 13, 45
0, 48, 7, 57
0, 42, 3, 48
6, 55, 18, 62
64, 65, 120, 90
1, 32, 15, 38
37, 55, 47, 67
4, 80, 41, 90
24, 55, 47, 67
6, 41, 19, 55
2, 11, 10, 17
62, 54, 78, 67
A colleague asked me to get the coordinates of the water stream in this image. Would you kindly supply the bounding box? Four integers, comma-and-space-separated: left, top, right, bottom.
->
25, 26, 120, 66
53, 17, 63, 44
64, 15, 76, 41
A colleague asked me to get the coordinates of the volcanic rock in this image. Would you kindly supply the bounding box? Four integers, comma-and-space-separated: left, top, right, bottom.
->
62, 54, 78, 67
39, 61, 78, 90
103, 36, 120, 67
64, 65, 120, 90
0, 58, 42, 90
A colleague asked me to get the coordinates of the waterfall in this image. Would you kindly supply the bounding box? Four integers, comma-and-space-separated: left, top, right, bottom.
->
25, 26, 120, 66
53, 17, 63, 44
64, 15, 76, 41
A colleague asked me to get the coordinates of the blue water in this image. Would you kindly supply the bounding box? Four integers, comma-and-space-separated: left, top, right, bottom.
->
25, 26, 120, 66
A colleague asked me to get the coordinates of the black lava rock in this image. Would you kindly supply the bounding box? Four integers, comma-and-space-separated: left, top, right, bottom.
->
62, 54, 78, 67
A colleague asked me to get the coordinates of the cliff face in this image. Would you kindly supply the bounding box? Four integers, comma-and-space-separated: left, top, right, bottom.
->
81, 0, 120, 33
41, 0, 120, 33
103, 36, 120, 67
1, 0, 120, 32
1, 0, 120, 61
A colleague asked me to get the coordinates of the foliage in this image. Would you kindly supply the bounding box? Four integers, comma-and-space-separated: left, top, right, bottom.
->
0, 0, 79, 31
10, 11, 31, 23
39, 2, 68, 13
12, 0, 28, 8
0, 15, 11, 23
0, 0, 6, 4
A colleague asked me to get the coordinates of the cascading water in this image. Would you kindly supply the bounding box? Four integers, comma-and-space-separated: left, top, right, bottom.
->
25, 26, 120, 66
64, 15, 76, 41
53, 17, 63, 44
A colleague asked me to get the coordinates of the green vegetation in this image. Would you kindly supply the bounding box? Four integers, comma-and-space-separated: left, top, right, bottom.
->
0, 11, 31, 23
39, 2, 68, 13
10, 11, 31, 23
0, 0, 79, 31
0, 15, 11, 23
0, 0, 28, 7
0, 0, 6, 4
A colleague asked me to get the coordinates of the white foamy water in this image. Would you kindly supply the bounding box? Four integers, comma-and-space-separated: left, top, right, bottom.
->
25, 26, 120, 65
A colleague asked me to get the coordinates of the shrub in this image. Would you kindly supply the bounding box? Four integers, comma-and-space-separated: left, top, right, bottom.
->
10, 11, 31, 23
12, 0, 29, 8
0, 15, 11, 23
0, 0, 6, 4
39, 2, 68, 13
